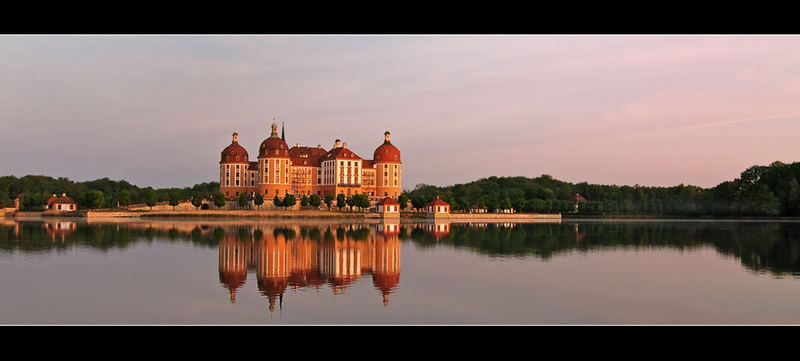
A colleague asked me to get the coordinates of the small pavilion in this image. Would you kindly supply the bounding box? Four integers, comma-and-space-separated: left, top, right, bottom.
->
46, 193, 77, 212
425, 196, 450, 220
376, 197, 401, 218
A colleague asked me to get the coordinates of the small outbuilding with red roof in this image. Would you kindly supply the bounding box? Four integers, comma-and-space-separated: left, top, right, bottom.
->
425, 196, 450, 220
376, 197, 400, 218
46, 193, 77, 212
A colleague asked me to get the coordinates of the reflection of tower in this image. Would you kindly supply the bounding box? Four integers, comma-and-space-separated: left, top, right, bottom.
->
288, 237, 324, 291
373, 222, 401, 307
256, 230, 292, 315
218, 231, 250, 303
319, 227, 362, 295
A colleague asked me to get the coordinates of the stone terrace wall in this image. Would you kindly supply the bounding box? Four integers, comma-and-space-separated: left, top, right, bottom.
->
448, 213, 561, 221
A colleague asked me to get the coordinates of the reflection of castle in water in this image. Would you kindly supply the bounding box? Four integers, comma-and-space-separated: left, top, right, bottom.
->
218, 222, 404, 313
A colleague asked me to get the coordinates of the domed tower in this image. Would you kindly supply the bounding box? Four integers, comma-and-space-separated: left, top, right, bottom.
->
258, 122, 292, 199
220, 131, 251, 200
373, 131, 402, 198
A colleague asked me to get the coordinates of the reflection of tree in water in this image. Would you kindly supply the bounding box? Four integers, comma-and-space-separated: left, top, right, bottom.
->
3, 220, 800, 279
404, 221, 800, 277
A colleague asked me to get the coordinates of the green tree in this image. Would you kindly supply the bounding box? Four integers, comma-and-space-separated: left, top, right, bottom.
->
254, 193, 264, 210
22, 192, 44, 211
273, 195, 283, 209
501, 198, 512, 210
411, 197, 426, 211
346, 196, 354, 211
191, 192, 203, 210
336, 193, 346, 210
398, 193, 408, 210
352, 194, 370, 211
787, 178, 800, 215
144, 189, 157, 210
284, 194, 297, 209
86, 190, 105, 210
300, 194, 309, 208
169, 192, 179, 210
119, 189, 131, 209
324, 194, 334, 209
310, 194, 321, 208
238, 193, 249, 209
213, 191, 226, 209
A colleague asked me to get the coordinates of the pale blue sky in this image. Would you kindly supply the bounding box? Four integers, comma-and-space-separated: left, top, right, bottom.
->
2, 35, 800, 189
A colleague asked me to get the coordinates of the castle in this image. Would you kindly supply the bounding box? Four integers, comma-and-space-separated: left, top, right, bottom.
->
219, 122, 402, 201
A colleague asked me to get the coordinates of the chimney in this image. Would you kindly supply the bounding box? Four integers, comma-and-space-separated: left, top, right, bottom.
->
317, 144, 322, 149
296, 143, 300, 148
343, 142, 347, 149
334, 139, 341, 148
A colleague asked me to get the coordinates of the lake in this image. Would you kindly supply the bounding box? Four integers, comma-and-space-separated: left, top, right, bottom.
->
2, 218, 800, 325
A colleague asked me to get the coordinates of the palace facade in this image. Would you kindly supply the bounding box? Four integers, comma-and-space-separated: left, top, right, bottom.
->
219, 122, 402, 201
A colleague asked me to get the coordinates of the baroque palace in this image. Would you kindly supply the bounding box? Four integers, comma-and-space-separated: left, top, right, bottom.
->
219, 122, 402, 201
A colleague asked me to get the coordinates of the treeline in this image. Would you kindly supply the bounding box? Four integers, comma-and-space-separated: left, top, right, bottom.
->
0, 175, 219, 211
4, 221, 799, 276
405, 161, 800, 217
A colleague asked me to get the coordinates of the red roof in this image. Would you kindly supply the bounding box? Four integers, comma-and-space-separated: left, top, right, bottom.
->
322, 146, 362, 161
376, 197, 400, 205
47, 194, 77, 205
373, 142, 401, 163
290, 156, 312, 167
220, 142, 249, 163
289, 145, 328, 167
289, 145, 327, 158
571, 194, 587, 202
426, 197, 449, 207
259, 136, 290, 158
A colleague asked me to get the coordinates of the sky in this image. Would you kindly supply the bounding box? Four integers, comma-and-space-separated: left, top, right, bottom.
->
2, 34, 800, 190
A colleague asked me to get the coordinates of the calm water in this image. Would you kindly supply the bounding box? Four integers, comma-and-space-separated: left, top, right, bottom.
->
2, 218, 800, 325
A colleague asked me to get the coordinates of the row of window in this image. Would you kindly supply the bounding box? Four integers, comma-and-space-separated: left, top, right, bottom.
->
223, 161, 396, 188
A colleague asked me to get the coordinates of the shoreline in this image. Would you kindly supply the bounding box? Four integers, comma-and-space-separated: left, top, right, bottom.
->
7, 209, 800, 223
